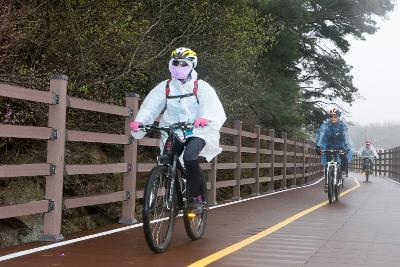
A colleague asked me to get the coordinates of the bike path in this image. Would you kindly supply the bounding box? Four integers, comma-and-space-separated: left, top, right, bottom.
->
1, 174, 394, 267
204, 173, 400, 267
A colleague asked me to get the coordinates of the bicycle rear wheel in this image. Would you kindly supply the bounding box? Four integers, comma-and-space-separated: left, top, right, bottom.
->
184, 174, 208, 240
327, 166, 335, 204
142, 165, 177, 253
366, 168, 369, 182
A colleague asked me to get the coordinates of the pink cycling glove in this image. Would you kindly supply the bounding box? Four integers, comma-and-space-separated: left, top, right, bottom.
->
194, 118, 208, 127
130, 120, 141, 131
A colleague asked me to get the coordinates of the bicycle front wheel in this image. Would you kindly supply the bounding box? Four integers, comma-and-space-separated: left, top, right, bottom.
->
142, 165, 177, 253
184, 174, 208, 240
334, 169, 341, 201
327, 166, 335, 204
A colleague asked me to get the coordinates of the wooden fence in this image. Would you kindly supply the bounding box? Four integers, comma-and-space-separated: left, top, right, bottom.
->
349, 147, 400, 179
0, 75, 323, 241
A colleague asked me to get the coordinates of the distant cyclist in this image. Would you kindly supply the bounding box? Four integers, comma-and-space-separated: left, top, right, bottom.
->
315, 107, 353, 191
130, 47, 226, 214
359, 141, 378, 173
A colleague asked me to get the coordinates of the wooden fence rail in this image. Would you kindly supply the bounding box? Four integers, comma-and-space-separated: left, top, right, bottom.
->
349, 147, 400, 179
0, 75, 323, 242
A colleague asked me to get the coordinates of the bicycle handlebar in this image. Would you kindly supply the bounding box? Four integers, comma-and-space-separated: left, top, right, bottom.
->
321, 149, 346, 154
131, 121, 203, 134
363, 156, 375, 160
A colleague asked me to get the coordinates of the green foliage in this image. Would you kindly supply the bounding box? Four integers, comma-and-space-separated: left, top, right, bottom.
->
0, 0, 396, 135
250, 0, 395, 134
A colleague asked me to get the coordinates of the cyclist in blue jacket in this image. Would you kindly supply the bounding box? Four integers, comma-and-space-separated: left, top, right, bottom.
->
315, 107, 353, 191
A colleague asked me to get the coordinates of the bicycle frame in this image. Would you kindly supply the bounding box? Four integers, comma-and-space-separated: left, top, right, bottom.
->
138, 122, 208, 253
135, 122, 194, 211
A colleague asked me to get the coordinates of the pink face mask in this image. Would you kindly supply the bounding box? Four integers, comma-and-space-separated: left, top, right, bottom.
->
169, 65, 192, 80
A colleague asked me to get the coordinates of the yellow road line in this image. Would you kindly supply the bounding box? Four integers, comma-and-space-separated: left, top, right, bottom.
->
188, 177, 361, 267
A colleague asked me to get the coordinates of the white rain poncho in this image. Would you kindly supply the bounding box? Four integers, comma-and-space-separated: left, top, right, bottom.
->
131, 69, 226, 162
358, 145, 378, 158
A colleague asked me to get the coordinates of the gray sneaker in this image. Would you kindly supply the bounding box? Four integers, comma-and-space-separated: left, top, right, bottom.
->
189, 197, 203, 215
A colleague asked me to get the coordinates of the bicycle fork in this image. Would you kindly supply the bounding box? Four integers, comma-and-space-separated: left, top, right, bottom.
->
166, 157, 179, 210
328, 162, 342, 186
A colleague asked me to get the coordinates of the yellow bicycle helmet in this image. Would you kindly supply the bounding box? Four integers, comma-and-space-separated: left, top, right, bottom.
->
171, 47, 198, 68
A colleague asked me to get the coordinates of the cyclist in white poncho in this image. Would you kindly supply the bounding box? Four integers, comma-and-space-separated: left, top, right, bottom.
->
358, 141, 378, 173
130, 47, 226, 214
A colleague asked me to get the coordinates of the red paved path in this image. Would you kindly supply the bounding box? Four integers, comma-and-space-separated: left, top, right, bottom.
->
1, 173, 399, 266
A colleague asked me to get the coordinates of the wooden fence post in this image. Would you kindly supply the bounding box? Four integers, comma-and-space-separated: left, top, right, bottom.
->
357, 154, 360, 173
397, 148, 400, 180
302, 139, 306, 184
282, 132, 287, 189
268, 129, 275, 192
40, 74, 68, 241
395, 148, 398, 179
396, 148, 397, 178
119, 92, 139, 224
386, 150, 389, 177
387, 150, 390, 176
308, 142, 313, 181
233, 120, 242, 200
387, 150, 390, 177
395, 147, 400, 179
360, 154, 362, 173
390, 149, 393, 177
293, 138, 297, 188
394, 148, 397, 179
207, 156, 218, 205
356, 154, 359, 173
350, 154, 353, 172
252, 125, 261, 195
383, 151, 387, 177
397, 148, 399, 179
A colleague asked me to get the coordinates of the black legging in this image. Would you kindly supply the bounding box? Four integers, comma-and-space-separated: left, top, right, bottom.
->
362, 158, 373, 171
183, 137, 206, 198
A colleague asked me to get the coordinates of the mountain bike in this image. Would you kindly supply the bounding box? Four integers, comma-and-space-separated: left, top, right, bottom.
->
364, 157, 373, 182
133, 122, 207, 253
323, 149, 345, 204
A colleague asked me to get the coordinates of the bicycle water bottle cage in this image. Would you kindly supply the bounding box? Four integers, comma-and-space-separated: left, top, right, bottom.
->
162, 139, 174, 163
162, 134, 184, 164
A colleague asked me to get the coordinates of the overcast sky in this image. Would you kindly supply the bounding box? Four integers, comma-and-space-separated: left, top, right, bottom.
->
342, 5, 400, 126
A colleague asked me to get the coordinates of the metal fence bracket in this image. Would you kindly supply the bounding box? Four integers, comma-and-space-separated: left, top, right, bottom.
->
50, 128, 58, 140
52, 93, 60, 104
47, 200, 55, 212
49, 164, 56, 175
